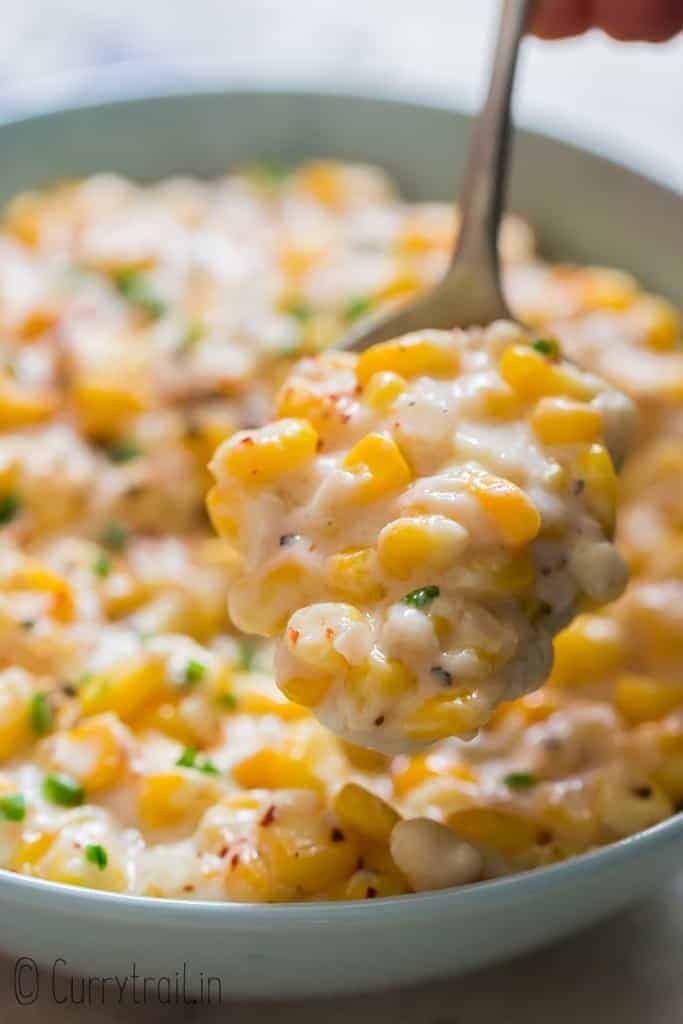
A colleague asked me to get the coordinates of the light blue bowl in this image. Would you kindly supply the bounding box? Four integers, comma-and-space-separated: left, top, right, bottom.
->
1, 88, 681, 998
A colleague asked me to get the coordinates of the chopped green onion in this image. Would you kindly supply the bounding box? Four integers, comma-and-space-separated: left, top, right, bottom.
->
92, 551, 111, 579
532, 338, 560, 358
503, 771, 536, 791
113, 269, 166, 320
401, 585, 440, 610
283, 300, 313, 324
0, 793, 26, 822
176, 746, 197, 769
343, 296, 373, 323
85, 844, 108, 870
0, 493, 22, 526
105, 439, 142, 464
217, 693, 238, 712
247, 160, 290, 186
179, 320, 205, 351
42, 773, 84, 808
30, 693, 52, 736
237, 641, 257, 672
176, 746, 219, 775
184, 659, 206, 686
100, 522, 127, 552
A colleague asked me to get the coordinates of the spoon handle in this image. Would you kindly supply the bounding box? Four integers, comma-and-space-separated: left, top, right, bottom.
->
447, 0, 533, 311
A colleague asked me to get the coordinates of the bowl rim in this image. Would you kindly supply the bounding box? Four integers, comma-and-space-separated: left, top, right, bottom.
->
1, 806, 681, 922
1, 83, 681, 921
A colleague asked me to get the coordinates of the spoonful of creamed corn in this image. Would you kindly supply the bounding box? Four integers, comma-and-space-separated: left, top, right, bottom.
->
207, 0, 637, 752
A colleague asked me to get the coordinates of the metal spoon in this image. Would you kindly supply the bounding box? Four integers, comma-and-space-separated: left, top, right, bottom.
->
340, 0, 532, 352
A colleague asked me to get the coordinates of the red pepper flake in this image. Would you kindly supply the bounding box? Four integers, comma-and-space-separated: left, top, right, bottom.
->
240, 436, 255, 446
330, 827, 345, 843
340, 413, 351, 424
355, 857, 365, 871
230, 852, 241, 870
316, 439, 325, 452
260, 804, 276, 827
183, 884, 195, 893
366, 886, 378, 899
218, 845, 229, 859
325, 626, 335, 640
373, 715, 385, 727
288, 627, 300, 645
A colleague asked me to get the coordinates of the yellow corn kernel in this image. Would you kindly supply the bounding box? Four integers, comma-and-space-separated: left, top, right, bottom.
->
216, 418, 318, 487
342, 867, 408, 900
391, 753, 476, 797
134, 700, 207, 747
73, 378, 148, 439
296, 161, 345, 208
614, 675, 683, 724
377, 514, 468, 579
10, 562, 75, 624
403, 692, 482, 743
0, 674, 33, 762
278, 244, 321, 281
584, 268, 637, 311
341, 741, 390, 773
275, 386, 332, 435
205, 485, 241, 541
356, 334, 459, 386
17, 306, 58, 341
362, 371, 407, 411
461, 466, 541, 547
342, 433, 412, 503
499, 344, 594, 401
346, 651, 415, 707
4, 190, 43, 246
577, 443, 617, 534
480, 382, 524, 420
79, 656, 168, 723
632, 295, 681, 351
652, 755, 683, 802
259, 816, 359, 897
279, 674, 333, 709
532, 397, 602, 446
10, 831, 57, 873
326, 547, 385, 604
376, 270, 421, 303
232, 749, 324, 793
228, 561, 308, 636
138, 770, 220, 830
549, 614, 623, 687
42, 715, 127, 791
236, 687, 311, 721
334, 783, 400, 843
0, 375, 54, 430
448, 807, 539, 855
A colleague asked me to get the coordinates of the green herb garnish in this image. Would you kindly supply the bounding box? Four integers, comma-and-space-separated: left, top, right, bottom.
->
179, 320, 205, 351
85, 844, 108, 870
176, 746, 219, 775
42, 773, 84, 808
503, 771, 536, 791
217, 693, 238, 712
92, 551, 111, 579
0, 492, 22, 526
283, 300, 313, 324
401, 585, 440, 610
30, 693, 52, 736
106, 439, 142, 464
532, 338, 560, 358
237, 641, 257, 672
184, 659, 206, 686
0, 793, 26, 822
343, 296, 373, 323
100, 522, 127, 552
113, 269, 166, 320
247, 160, 290, 186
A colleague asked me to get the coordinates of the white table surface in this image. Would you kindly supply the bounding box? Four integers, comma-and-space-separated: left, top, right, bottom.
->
0, 2, 681, 1018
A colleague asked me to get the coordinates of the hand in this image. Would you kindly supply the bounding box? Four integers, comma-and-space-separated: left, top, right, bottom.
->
531, 0, 683, 41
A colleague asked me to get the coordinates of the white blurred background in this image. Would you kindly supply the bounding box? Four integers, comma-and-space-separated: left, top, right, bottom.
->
1, 0, 682, 189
